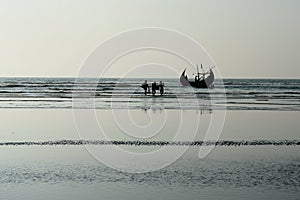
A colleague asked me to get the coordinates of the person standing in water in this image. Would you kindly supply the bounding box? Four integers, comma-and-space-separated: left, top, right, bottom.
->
152, 81, 157, 96
141, 80, 149, 95
159, 81, 164, 95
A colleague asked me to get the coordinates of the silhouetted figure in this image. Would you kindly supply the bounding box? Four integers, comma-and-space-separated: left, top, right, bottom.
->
152, 81, 157, 96
159, 81, 164, 95
141, 80, 150, 95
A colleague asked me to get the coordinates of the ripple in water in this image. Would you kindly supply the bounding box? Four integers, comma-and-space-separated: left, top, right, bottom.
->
0, 159, 299, 192
0, 140, 299, 146
0, 78, 300, 110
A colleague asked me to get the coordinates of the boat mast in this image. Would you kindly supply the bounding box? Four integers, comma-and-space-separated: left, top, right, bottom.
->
196, 64, 200, 80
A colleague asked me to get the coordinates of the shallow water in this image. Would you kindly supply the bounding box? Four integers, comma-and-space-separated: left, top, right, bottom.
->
1, 148, 299, 189
0, 146, 299, 200
0, 109, 299, 199
0, 77, 299, 199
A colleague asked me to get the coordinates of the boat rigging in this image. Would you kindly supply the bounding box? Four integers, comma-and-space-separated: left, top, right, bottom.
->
180, 64, 215, 88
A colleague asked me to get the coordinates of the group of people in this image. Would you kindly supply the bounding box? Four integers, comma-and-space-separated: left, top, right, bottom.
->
141, 80, 164, 96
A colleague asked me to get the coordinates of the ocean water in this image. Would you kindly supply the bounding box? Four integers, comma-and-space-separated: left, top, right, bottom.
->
0, 145, 299, 200
0, 78, 299, 110
0, 78, 299, 199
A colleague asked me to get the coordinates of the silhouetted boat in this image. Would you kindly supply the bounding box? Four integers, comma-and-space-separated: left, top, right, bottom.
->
180, 64, 214, 88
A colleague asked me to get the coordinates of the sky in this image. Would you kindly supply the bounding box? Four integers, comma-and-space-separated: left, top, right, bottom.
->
0, 0, 299, 78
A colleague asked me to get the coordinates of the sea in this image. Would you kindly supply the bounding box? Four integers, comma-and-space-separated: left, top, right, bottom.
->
0, 77, 299, 200
0, 77, 300, 110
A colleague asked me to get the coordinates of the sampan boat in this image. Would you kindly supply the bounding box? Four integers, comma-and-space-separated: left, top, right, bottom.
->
180, 65, 214, 88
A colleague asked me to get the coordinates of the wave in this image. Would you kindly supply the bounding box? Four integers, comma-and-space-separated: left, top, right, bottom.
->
0, 140, 299, 146
0, 78, 300, 110
1, 159, 299, 189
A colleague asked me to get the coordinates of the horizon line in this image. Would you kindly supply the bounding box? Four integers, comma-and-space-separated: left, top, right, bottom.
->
0, 76, 299, 80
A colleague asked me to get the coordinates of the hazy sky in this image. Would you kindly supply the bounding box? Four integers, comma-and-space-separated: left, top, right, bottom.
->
0, 0, 299, 78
